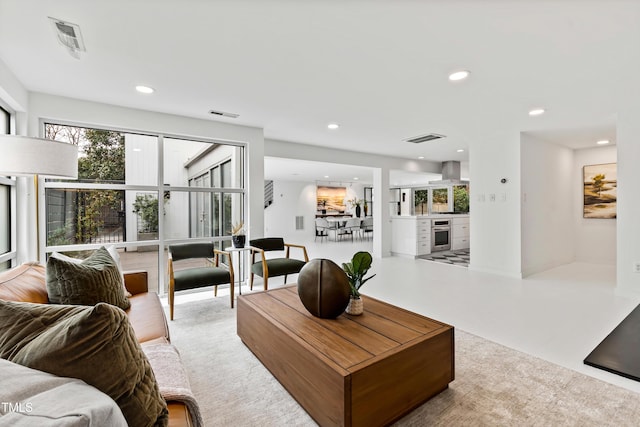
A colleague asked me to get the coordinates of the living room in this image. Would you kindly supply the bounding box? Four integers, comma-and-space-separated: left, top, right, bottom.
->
2, 1, 640, 426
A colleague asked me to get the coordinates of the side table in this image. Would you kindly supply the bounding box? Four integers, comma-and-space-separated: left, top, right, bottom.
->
225, 246, 250, 295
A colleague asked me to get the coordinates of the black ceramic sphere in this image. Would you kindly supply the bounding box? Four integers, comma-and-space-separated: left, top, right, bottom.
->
297, 258, 350, 319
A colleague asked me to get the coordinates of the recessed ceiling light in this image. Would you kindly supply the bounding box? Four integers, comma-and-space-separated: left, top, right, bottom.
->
327, 123, 339, 130
596, 140, 610, 145
324, 175, 329, 178
448, 70, 470, 81
418, 156, 425, 160
457, 149, 465, 153
353, 177, 359, 180
528, 108, 545, 116
135, 85, 154, 94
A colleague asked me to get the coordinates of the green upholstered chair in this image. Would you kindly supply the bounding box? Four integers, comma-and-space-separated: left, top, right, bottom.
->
168, 242, 234, 320
249, 238, 309, 290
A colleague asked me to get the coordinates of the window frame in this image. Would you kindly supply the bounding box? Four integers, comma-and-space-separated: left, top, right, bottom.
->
40, 120, 248, 293
0, 104, 16, 270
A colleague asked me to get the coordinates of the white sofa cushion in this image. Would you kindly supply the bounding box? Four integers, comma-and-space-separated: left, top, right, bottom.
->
0, 358, 127, 426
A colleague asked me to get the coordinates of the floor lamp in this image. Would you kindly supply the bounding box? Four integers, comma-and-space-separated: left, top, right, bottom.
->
0, 135, 78, 178
0, 135, 78, 262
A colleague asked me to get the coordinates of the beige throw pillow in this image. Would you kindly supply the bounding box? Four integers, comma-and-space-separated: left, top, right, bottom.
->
46, 246, 130, 310
0, 300, 168, 427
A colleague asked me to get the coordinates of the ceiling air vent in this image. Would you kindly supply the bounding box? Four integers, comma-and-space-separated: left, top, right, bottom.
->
404, 133, 446, 144
49, 17, 85, 59
209, 109, 239, 119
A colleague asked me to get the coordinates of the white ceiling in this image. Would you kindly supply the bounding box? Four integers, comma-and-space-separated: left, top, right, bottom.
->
265, 157, 375, 186
0, 0, 634, 165
264, 157, 464, 187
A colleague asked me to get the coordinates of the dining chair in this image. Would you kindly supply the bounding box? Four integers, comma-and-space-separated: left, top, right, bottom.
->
315, 218, 330, 242
361, 217, 374, 240
342, 218, 363, 241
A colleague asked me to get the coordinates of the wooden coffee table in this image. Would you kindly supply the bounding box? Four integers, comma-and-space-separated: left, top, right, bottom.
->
237, 285, 454, 427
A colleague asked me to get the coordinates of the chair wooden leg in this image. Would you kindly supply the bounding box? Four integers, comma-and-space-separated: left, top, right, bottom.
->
263, 276, 268, 291
214, 285, 218, 297
169, 287, 175, 321
250, 272, 254, 290
284, 274, 288, 284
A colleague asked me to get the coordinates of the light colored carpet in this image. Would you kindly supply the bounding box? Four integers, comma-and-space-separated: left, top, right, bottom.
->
167, 296, 640, 427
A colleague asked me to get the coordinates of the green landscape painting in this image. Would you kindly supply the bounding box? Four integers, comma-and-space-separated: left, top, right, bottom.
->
583, 163, 616, 219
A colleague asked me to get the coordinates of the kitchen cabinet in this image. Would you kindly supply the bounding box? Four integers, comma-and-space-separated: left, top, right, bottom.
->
451, 216, 470, 250
391, 217, 431, 257
391, 214, 470, 257
416, 218, 431, 255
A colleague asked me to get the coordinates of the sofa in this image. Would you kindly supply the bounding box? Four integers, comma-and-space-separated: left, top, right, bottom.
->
0, 261, 194, 427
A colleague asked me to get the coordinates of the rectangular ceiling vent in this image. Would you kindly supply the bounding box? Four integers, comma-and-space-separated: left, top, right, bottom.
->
209, 109, 239, 119
49, 17, 85, 59
404, 133, 446, 144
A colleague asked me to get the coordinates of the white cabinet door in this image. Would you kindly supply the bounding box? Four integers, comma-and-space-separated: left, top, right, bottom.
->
451, 217, 470, 250
391, 218, 418, 256
452, 237, 469, 250
417, 232, 431, 255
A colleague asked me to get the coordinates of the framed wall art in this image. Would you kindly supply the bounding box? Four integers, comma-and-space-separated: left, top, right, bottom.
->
316, 186, 346, 212
583, 163, 616, 219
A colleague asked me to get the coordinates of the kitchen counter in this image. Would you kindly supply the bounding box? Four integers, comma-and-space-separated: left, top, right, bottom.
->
391, 214, 469, 219
391, 214, 470, 257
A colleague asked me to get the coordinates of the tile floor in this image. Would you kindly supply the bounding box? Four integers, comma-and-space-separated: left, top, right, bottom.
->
419, 249, 470, 267
170, 237, 640, 396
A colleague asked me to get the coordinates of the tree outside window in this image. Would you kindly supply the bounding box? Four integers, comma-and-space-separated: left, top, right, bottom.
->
45, 125, 125, 245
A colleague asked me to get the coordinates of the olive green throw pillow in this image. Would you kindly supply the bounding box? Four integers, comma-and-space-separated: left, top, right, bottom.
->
0, 300, 168, 427
46, 246, 131, 310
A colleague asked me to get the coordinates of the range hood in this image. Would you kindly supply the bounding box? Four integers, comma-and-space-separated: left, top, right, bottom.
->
429, 161, 465, 185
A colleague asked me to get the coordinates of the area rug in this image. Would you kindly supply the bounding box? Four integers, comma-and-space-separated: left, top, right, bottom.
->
166, 296, 640, 426
584, 304, 640, 382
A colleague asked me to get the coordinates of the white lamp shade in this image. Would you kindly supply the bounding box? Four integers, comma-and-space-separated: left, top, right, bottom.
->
0, 135, 78, 179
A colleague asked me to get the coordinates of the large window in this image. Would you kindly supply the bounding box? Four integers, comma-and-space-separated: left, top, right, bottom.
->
43, 125, 246, 292
0, 106, 14, 271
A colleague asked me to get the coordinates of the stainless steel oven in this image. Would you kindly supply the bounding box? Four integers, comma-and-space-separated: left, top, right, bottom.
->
431, 219, 451, 252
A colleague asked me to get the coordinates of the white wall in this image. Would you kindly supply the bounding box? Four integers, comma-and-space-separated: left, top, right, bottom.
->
265, 181, 316, 241
0, 58, 31, 264
264, 180, 365, 243
521, 135, 574, 276
616, 107, 640, 296
469, 130, 522, 277
0, 58, 27, 123
573, 145, 617, 265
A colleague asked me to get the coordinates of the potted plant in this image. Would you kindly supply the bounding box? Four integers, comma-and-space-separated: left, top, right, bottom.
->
231, 221, 246, 248
348, 198, 363, 218
342, 251, 376, 315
